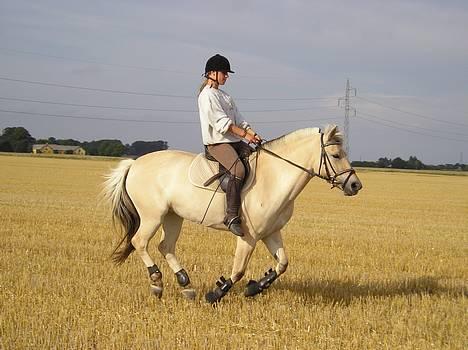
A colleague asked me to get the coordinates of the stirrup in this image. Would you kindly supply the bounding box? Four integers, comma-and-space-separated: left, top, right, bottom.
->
224, 216, 244, 237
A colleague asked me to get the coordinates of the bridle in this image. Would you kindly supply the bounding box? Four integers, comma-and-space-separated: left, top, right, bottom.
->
316, 133, 356, 190
257, 132, 356, 191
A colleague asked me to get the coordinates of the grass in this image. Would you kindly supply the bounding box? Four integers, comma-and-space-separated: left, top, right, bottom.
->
0, 154, 466, 349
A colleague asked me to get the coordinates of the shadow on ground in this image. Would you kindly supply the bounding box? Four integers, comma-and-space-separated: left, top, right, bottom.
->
274, 276, 466, 306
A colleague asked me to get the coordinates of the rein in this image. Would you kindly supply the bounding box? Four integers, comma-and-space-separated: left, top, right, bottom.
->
257, 146, 315, 177
257, 132, 355, 191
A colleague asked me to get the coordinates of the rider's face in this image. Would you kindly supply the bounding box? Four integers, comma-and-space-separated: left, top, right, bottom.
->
208, 71, 229, 85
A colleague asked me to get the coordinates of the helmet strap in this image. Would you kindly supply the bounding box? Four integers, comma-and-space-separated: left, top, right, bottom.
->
206, 72, 219, 88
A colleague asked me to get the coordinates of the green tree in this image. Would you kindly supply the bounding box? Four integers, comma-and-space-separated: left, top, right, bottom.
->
0, 127, 35, 153
391, 157, 407, 169
127, 140, 168, 157
0, 139, 13, 152
98, 140, 126, 156
82, 139, 125, 156
377, 157, 392, 168
407, 156, 424, 170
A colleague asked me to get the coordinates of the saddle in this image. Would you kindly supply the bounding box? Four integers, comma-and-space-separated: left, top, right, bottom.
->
188, 149, 257, 193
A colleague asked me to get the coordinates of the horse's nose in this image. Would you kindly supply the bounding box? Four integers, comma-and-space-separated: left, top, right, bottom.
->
351, 180, 362, 192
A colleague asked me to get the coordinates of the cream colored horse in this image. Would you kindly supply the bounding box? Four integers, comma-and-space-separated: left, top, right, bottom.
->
103, 125, 362, 303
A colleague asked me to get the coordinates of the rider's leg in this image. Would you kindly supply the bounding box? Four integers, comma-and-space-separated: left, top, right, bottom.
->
206, 143, 245, 236
224, 174, 244, 235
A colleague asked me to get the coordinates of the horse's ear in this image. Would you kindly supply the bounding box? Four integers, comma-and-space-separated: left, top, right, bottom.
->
324, 125, 338, 141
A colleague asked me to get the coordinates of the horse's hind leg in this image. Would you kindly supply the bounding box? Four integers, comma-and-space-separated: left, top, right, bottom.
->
244, 230, 288, 297
131, 215, 164, 298
158, 212, 196, 300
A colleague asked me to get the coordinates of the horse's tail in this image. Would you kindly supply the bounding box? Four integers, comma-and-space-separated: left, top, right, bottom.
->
102, 159, 140, 265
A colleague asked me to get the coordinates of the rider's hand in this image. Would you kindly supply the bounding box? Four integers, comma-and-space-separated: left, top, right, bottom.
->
253, 134, 263, 144
245, 133, 262, 145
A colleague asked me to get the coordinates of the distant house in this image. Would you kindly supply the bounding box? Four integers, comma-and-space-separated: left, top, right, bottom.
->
32, 144, 86, 155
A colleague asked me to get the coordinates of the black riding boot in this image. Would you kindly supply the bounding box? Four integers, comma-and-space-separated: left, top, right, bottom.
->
224, 175, 244, 237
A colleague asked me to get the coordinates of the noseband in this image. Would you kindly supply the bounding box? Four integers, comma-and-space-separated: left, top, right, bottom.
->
258, 132, 355, 192
316, 133, 356, 190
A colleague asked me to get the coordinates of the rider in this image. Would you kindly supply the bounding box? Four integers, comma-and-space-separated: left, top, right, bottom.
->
198, 54, 262, 237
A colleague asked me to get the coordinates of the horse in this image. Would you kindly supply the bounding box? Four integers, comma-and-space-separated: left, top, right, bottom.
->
102, 125, 362, 303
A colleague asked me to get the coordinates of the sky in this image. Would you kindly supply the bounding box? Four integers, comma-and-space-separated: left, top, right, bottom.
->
0, 0, 467, 164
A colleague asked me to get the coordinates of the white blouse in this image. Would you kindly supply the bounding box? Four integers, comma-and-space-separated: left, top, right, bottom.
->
198, 85, 250, 145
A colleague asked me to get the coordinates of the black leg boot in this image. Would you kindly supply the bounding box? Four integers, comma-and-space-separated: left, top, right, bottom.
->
224, 175, 244, 237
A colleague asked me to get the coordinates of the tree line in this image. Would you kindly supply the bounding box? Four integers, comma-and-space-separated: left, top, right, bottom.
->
1, 126, 465, 170
0, 126, 168, 157
351, 156, 466, 171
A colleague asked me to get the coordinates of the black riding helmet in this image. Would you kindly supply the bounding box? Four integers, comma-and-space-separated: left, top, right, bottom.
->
204, 54, 235, 74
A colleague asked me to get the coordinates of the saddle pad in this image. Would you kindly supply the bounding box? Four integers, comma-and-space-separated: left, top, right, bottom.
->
188, 153, 256, 193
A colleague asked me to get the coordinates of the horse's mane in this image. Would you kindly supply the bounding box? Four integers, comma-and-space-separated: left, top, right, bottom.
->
262, 125, 342, 150
262, 128, 320, 150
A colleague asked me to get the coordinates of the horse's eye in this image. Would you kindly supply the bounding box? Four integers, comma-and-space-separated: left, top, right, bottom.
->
332, 154, 340, 159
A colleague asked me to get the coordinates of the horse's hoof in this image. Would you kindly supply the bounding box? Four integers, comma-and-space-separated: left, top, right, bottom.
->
244, 279, 262, 297
181, 288, 196, 300
150, 284, 163, 298
205, 291, 218, 304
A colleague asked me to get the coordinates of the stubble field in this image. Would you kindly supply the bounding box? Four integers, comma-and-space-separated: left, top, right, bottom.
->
0, 154, 466, 349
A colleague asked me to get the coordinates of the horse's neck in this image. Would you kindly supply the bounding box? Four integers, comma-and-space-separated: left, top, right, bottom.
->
257, 132, 320, 201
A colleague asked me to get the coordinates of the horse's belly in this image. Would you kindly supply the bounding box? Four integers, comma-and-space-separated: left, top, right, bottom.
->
246, 201, 295, 239
170, 184, 226, 226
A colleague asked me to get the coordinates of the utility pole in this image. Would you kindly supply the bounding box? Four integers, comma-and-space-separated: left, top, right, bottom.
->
338, 79, 356, 156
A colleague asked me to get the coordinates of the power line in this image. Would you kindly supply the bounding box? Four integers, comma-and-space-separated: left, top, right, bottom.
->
0, 47, 320, 80
0, 96, 338, 113
237, 96, 335, 101
0, 76, 336, 101
0, 96, 195, 112
357, 95, 468, 128
256, 117, 338, 124
355, 113, 468, 143
358, 110, 468, 138
0, 108, 339, 125
0, 108, 197, 124
0, 76, 194, 99
0, 47, 192, 75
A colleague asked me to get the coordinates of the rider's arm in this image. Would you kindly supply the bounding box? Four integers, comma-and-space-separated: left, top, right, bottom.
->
228, 124, 258, 143
231, 99, 262, 143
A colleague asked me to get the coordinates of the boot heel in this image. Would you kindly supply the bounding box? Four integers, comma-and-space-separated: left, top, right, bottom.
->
224, 216, 244, 236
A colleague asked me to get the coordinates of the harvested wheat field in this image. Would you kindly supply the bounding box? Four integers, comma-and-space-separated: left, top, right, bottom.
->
0, 154, 466, 349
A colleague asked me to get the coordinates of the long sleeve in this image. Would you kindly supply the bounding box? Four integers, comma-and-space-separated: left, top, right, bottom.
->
198, 86, 246, 145
233, 103, 250, 130
199, 91, 233, 134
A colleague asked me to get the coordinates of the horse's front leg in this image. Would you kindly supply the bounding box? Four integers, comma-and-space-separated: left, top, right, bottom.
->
205, 234, 256, 304
244, 230, 288, 297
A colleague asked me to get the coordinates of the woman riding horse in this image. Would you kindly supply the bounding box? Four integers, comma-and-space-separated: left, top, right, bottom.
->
198, 54, 262, 236
103, 56, 362, 303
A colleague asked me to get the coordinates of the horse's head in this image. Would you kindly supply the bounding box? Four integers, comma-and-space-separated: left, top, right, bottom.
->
317, 125, 362, 196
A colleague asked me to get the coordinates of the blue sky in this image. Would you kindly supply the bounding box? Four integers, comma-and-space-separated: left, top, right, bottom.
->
0, 0, 467, 164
